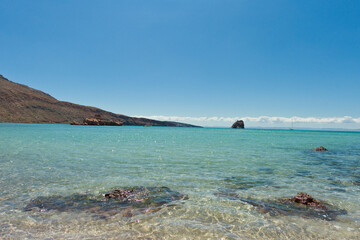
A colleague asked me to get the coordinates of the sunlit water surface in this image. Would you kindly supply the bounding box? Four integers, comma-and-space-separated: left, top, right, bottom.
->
0, 123, 359, 239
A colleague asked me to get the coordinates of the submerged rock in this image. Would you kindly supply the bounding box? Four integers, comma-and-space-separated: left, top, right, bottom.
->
223, 176, 272, 190
214, 191, 346, 221
24, 186, 187, 218
24, 193, 100, 213
313, 146, 328, 151
103, 186, 187, 205
231, 120, 245, 129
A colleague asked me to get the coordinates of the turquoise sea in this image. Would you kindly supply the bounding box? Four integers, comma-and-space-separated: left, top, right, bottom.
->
0, 123, 359, 239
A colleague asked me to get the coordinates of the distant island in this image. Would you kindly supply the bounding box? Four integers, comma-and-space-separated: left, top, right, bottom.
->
0, 74, 198, 127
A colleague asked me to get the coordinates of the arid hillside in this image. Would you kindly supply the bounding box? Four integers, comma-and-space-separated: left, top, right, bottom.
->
0, 75, 197, 127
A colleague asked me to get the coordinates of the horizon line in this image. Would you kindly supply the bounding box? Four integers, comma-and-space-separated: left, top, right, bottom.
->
135, 115, 360, 129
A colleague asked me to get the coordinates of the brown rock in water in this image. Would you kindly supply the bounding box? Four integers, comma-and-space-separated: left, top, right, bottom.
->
231, 120, 245, 129
313, 146, 328, 151
286, 192, 326, 209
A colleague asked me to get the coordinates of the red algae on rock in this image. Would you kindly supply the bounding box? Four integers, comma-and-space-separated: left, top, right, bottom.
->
284, 192, 326, 209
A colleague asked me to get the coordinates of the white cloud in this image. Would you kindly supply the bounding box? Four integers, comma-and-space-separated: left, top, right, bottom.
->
135, 115, 360, 127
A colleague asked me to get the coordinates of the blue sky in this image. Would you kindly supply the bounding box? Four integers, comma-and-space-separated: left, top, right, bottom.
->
1, 0, 360, 128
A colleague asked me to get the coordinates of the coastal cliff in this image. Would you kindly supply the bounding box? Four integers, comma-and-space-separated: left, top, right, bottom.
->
0, 74, 198, 127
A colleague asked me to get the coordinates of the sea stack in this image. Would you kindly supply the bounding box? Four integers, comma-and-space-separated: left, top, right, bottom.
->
231, 120, 245, 129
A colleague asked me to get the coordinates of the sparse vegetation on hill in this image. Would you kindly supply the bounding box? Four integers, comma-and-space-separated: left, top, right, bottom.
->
0, 75, 197, 127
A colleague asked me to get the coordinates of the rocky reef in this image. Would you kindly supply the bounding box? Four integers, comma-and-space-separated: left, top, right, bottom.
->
215, 190, 346, 221
231, 120, 245, 128
24, 186, 187, 218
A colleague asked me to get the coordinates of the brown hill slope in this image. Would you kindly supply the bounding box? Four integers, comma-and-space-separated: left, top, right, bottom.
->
0, 75, 198, 127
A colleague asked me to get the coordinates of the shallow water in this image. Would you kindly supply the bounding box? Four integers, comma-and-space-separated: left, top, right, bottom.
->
0, 123, 359, 239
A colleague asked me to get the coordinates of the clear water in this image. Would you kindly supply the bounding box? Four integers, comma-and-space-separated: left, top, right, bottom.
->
0, 123, 359, 239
